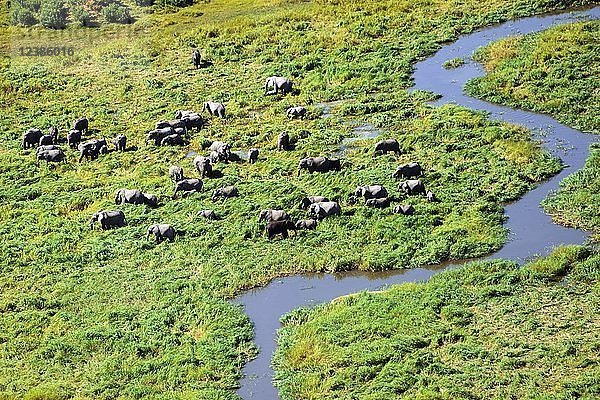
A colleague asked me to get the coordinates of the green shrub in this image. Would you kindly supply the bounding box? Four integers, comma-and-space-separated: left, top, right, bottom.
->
102, 3, 132, 24
10, 2, 37, 26
38, 0, 67, 29
71, 5, 91, 27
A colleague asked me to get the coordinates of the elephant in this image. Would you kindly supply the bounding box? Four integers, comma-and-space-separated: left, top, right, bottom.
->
37, 149, 66, 166
297, 156, 341, 176
78, 139, 107, 162
146, 127, 174, 146
112, 134, 127, 151
160, 133, 185, 146
393, 204, 415, 215
286, 106, 306, 120
36, 145, 61, 154
258, 209, 289, 223
192, 49, 201, 69
114, 189, 158, 207
155, 119, 186, 130
67, 129, 82, 149
173, 178, 203, 199
39, 134, 54, 146
175, 110, 196, 119
198, 209, 218, 220
193, 156, 212, 178
354, 185, 388, 200
299, 196, 329, 210
73, 117, 89, 134
146, 224, 175, 243
182, 113, 203, 131
278, 132, 290, 151
393, 162, 422, 180
169, 165, 184, 183
248, 148, 259, 164
212, 185, 239, 201
90, 210, 126, 230
426, 190, 438, 202
398, 179, 426, 196
22, 128, 43, 149
295, 219, 317, 230
365, 197, 390, 208
374, 138, 401, 156
202, 101, 226, 119
209, 150, 220, 164
48, 126, 59, 143
266, 220, 297, 240
265, 76, 293, 95
308, 201, 341, 220
209, 141, 231, 162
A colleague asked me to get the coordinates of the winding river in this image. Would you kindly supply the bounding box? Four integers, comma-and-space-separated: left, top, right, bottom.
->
235, 6, 600, 399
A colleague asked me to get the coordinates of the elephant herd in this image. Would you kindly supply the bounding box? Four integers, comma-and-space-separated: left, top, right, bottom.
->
23, 118, 129, 166
22, 71, 439, 244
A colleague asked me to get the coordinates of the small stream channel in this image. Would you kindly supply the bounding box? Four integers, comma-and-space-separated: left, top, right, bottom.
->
235, 7, 600, 399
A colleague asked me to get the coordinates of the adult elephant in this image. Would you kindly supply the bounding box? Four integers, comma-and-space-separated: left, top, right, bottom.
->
39, 134, 54, 146
265, 76, 293, 95
295, 219, 318, 230
365, 198, 390, 208
258, 209, 289, 223
308, 201, 341, 220
48, 126, 59, 143
67, 130, 82, 149
286, 106, 306, 120
146, 127, 174, 146
114, 189, 158, 207
73, 117, 88, 134
192, 49, 201, 69
169, 165, 184, 183
173, 178, 203, 199
193, 155, 212, 178
146, 224, 175, 243
297, 156, 340, 176
393, 162, 422, 180
209, 141, 231, 162
266, 220, 296, 240
112, 134, 127, 151
354, 185, 388, 201
202, 101, 226, 119
248, 148, 259, 164
160, 133, 185, 146
22, 128, 43, 149
393, 204, 415, 215
399, 179, 426, 196
299, 196, 329, 210
37, 149, 66, 166
278, 132, 290, 151
90, 210, 126, 230
212, 185, 239, 201
374, 138, 401, 156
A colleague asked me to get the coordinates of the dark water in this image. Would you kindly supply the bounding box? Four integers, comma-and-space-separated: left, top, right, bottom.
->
235, 7, 599, 399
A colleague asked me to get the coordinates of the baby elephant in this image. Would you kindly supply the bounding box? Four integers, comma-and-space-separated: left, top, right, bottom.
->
198, 210, 218, 220
112, 134, 127, 151
248, 148, 259, 164
426, 190, 438, 202
173, 178, 203, 199
90, 210, 126, 230
365, 198, 390, 208
295, 219, 318, 230
393, 204, 415, 215
266, 220, 296, 240
146, 224, 175, 243
212, 185, 239, 201
115, 189, 158, 207
169, 165, 184, 183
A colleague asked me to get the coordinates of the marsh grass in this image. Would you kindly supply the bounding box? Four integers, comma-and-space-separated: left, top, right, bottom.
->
0, 0, 592, 398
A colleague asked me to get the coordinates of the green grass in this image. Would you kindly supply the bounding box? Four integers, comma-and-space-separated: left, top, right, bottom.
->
466, 20, 600, 239
467, 20, 599, 135
274, 245, 600, 400
0, 0, 593, 398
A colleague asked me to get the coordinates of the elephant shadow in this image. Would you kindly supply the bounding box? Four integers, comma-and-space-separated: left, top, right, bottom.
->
124, 145, 138, 152
209, 169, 224, 179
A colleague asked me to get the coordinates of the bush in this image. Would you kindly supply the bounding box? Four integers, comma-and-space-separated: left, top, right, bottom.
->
71, 5, 91, 27
156, 0, 194, 7
102, 3, 132, 24
135, 0, 154, 6
10, 3, 37, 26
38, 0, 67, 29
